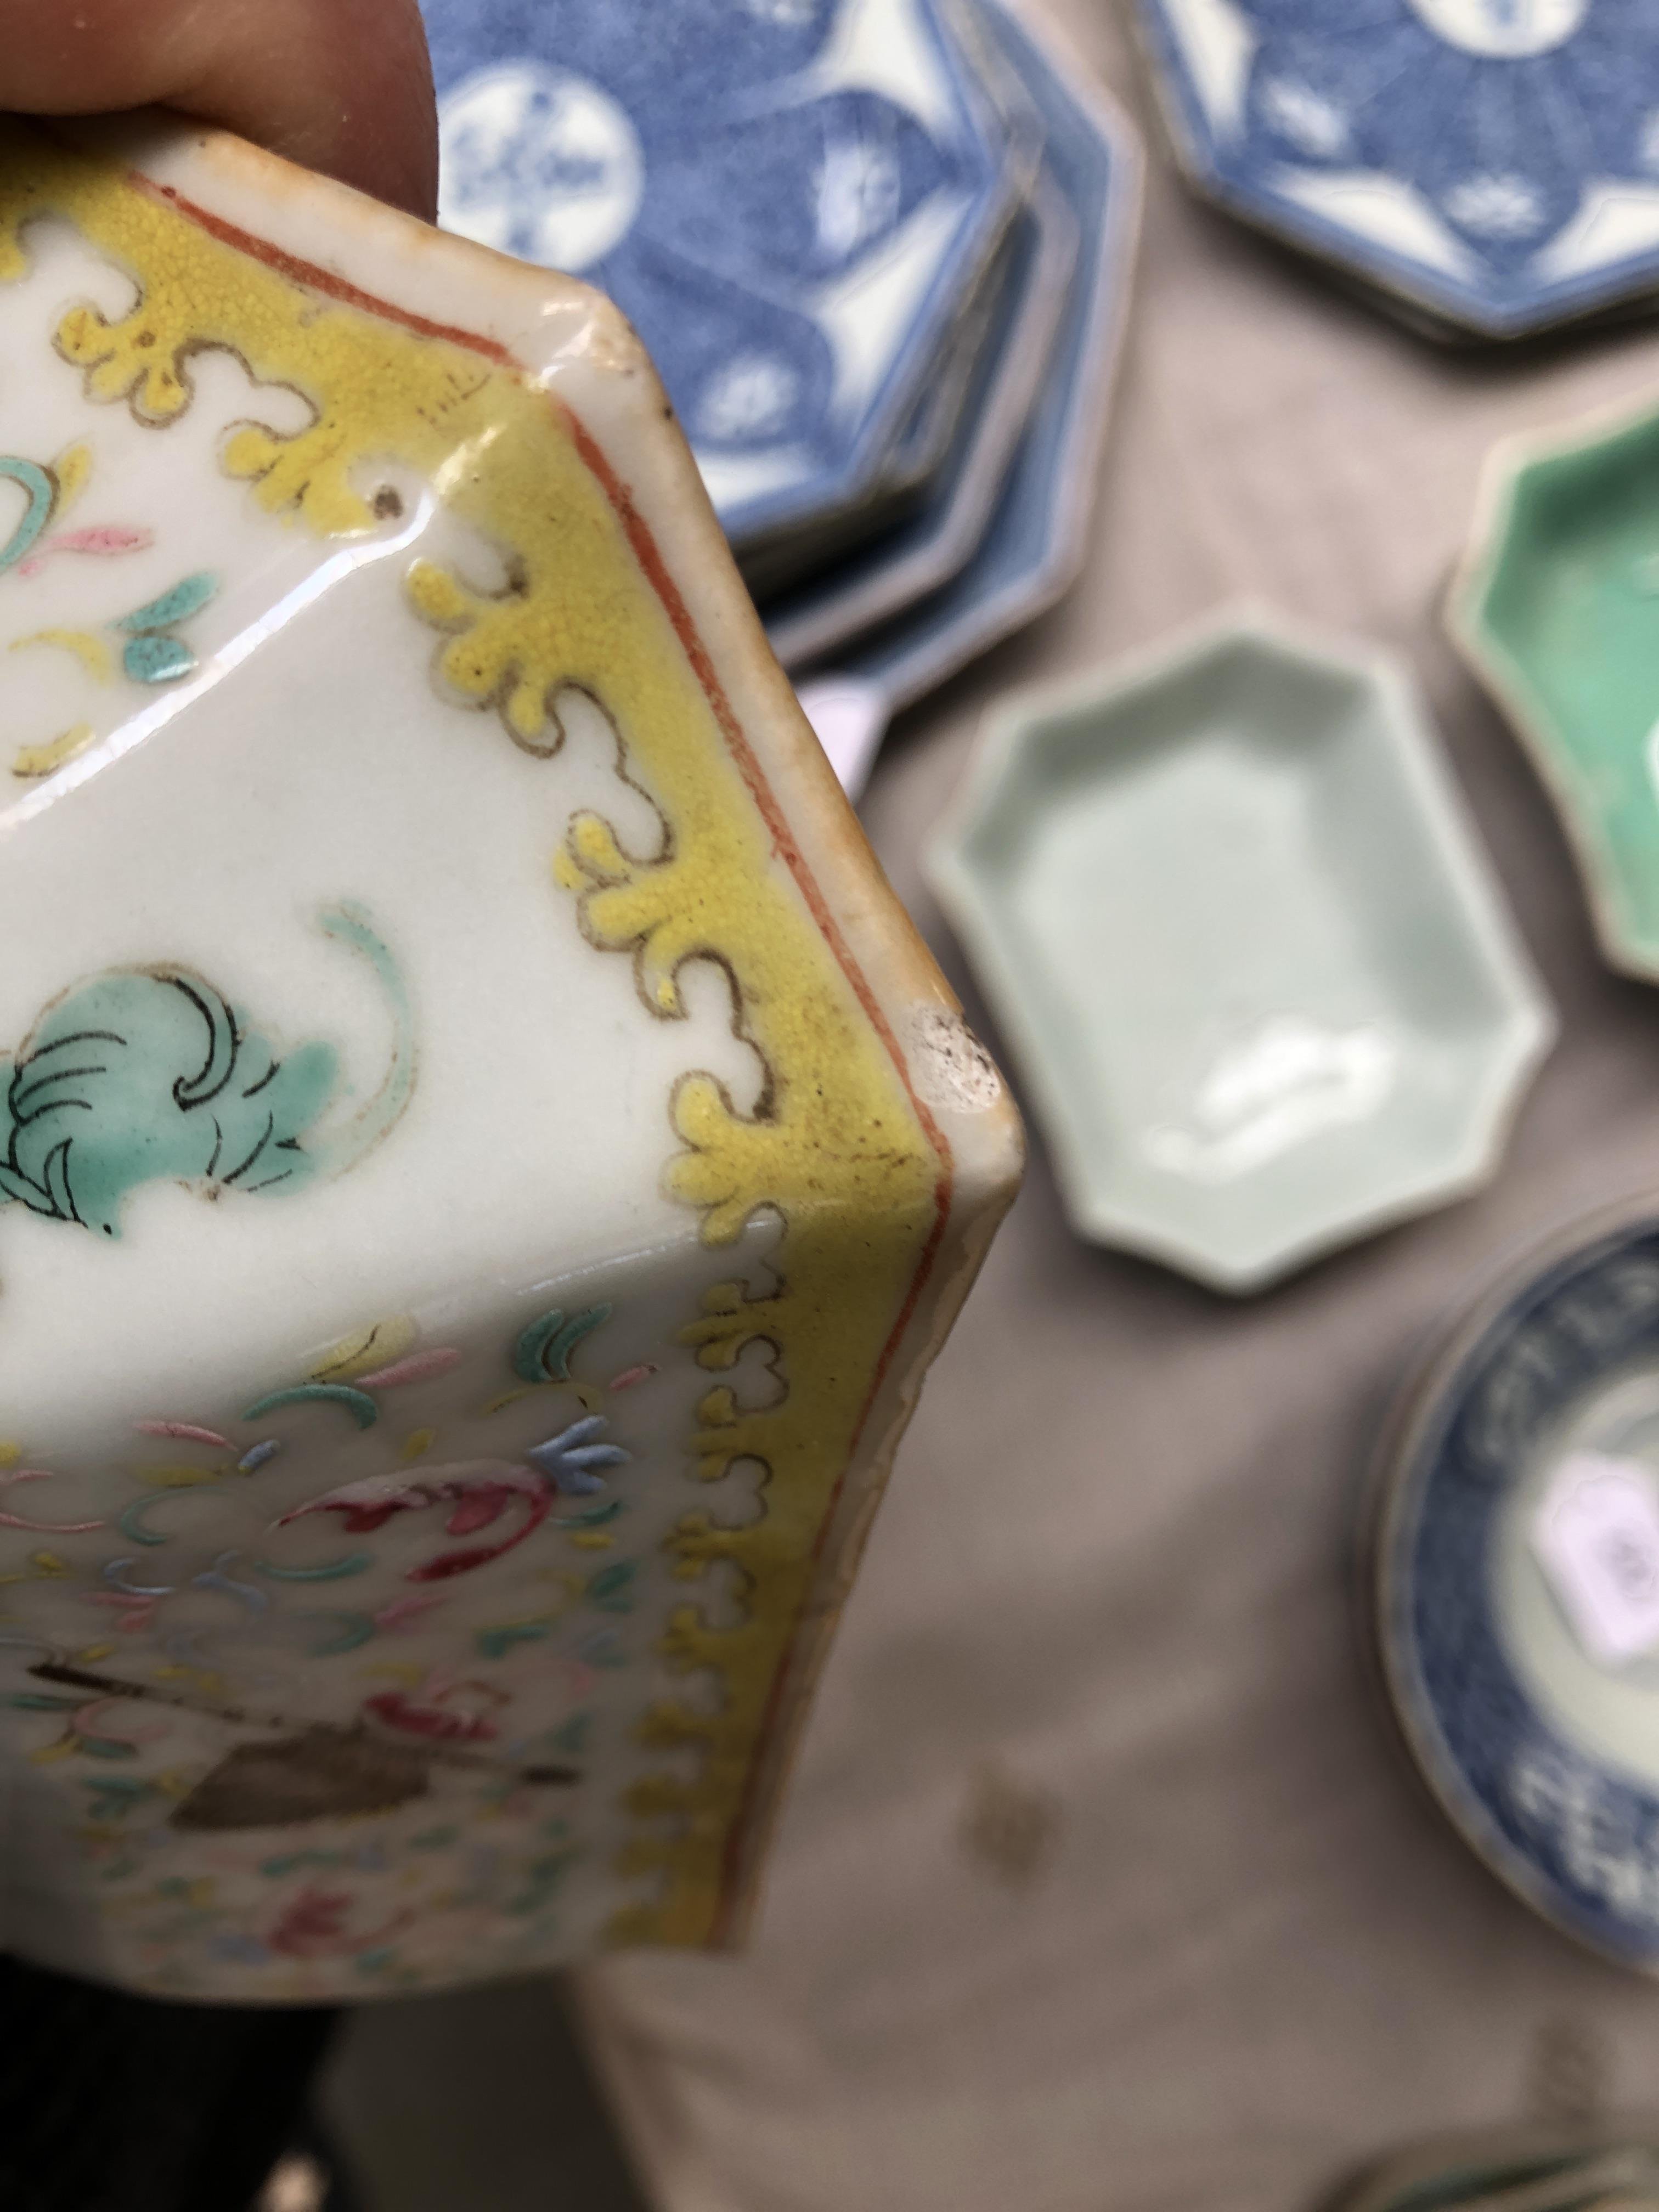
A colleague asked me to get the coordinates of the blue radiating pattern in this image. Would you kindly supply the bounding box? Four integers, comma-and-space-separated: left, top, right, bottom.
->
1141, 0, 1659, 332
1384, 1216, 1659, 1967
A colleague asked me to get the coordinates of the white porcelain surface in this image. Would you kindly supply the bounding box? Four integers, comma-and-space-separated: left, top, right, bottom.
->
1373, 1202, 1659, 1972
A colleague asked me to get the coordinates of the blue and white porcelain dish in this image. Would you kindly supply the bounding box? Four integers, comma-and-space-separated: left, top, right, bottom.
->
768, 168, 1078, 673
425, 0, 1018, 550
868, 0, 1049, 503
734, 225, 1022, 602
1374, 1205, 1659, 1972
874, 220, 1019, 507
1136, 0, 1659, 339
810, 0, 1142, 760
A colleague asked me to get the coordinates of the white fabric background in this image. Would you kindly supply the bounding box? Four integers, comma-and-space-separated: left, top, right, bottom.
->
573, 6, 1659, 2204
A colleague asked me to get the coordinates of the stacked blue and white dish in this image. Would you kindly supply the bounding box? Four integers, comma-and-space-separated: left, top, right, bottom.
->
421, 0, 1143, 794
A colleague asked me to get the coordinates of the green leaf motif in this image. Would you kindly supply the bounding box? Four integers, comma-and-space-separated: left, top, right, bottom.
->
586, 1560, 637, 1614
115, 570, 217, 632
512, 1303, 612, 1384
122, 633, 195, 684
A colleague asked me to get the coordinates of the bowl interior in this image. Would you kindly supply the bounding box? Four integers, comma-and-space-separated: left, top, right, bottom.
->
955, 635, 1543, 1284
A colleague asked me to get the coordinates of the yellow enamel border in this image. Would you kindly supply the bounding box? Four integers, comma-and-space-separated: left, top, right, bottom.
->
0, 121, 947, 1945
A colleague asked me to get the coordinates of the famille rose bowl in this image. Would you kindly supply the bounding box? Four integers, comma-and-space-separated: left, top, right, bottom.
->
0, 115, 1022, 2002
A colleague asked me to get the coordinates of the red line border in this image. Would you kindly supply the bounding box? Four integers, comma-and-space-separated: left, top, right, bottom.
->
137, 172, 956, 1935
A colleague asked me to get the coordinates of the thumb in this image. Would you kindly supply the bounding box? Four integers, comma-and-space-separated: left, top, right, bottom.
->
0, 0, 438, 222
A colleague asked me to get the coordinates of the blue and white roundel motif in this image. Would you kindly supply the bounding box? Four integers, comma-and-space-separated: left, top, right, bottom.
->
424, 0, 1007, 541
439, 65, 646, 272
1138, 0, 1659, 332
1406, 0, 1588, 58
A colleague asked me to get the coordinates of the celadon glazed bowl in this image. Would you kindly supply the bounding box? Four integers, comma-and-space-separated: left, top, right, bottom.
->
0, 116, 1022, 2002
1451, 391, 1659, 984
927, 612, 1554, 1294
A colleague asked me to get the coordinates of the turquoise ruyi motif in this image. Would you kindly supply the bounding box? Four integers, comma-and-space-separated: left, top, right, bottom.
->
0, 905, 414, 1236
0, 454, 58, 574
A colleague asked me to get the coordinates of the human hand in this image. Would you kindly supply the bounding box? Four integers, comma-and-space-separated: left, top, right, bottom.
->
0, 0, 437, 221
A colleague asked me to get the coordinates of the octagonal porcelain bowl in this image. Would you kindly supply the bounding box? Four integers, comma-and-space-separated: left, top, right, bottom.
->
0, 112, 1022, 2003
1135, 0, 1659, 340
927, 611, 1555, 1293
428, 0, 1023, 558
1450, 386, 1659, 985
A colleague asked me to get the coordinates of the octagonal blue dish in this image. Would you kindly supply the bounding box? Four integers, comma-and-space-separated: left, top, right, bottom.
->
865, 0, 1049, 504
809, 0, 1142, 748
425, 0, 1019, 551
767, 165, 1078, 672
1333, 2121, 1659, 2212
1373, 1203, 1659, 1972
1135, 0, 1659, 340
737, 219, 1024, 603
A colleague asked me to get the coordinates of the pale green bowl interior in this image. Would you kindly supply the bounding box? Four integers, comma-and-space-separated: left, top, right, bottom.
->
950, 634, 1539, 1287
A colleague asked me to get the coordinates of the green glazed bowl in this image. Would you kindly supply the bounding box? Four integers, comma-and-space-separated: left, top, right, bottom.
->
1452, 391, 1659, 982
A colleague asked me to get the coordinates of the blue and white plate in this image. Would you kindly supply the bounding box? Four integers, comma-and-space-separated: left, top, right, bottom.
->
876, 219, 1020, 510
425, 0, 1019, 549
735, 224, 1023, 601
796, 0, 1142, 797
1374, 1204, 1659, 1972
865, 0, 1049, 492
768, 167, 1078, 671
1136, 0, 1659, 339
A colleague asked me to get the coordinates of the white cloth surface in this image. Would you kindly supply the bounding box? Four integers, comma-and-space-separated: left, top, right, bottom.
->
573, 7, 1659, 2205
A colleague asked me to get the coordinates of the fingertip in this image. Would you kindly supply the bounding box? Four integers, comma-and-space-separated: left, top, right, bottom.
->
0, 0, 441, 223
182, 0, 442, 223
